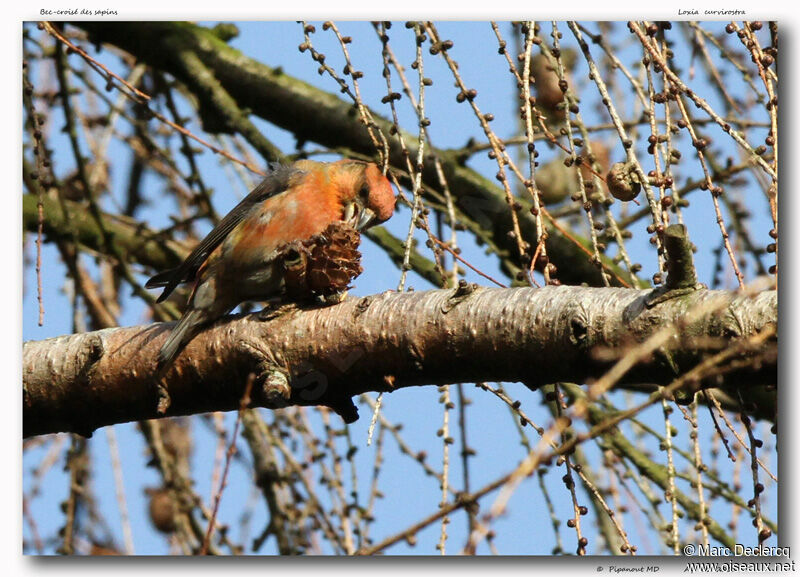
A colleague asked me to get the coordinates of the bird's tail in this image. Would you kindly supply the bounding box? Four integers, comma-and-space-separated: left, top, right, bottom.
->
157, 308, 207, 371
145, 268, 176, 289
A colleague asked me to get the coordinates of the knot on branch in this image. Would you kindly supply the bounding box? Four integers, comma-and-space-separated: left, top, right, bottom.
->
262, 369, 291, 406
646, 224, 703, 308
239, 336, 360, 423
441, 280, 480, 313
566, 302, 592, 348
663, 224, 698, 290
239, 339, 291, 410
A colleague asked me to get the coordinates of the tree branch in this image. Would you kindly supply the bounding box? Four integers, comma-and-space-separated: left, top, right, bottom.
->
22, 192, 183, 274
23, 285, 776, 437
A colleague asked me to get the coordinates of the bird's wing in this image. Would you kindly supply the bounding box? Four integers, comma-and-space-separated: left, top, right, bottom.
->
146, 164, 302, 303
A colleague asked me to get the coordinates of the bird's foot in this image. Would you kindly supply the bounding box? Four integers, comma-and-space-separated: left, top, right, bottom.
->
257, 301, 301, 321
321, 290, 348, 305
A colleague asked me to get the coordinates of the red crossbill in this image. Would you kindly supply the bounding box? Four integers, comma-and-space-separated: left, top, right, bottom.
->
146, 159, 396, 370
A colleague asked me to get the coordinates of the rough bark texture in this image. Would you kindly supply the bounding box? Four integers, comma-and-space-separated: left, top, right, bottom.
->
23, 286, 777, 437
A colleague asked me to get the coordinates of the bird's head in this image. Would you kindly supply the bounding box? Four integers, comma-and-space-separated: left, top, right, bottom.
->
333, 160, 397, 231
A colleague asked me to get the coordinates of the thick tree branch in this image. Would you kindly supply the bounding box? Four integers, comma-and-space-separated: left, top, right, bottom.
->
24, 286, 776, 437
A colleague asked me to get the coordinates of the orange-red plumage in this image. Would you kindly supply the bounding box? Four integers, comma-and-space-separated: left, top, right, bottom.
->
147, 159, 396, 369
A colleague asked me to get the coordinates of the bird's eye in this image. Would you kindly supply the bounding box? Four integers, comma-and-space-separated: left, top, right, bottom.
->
359, 184, 370, 200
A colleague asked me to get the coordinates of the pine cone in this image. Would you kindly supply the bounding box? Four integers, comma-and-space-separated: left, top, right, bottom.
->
281, 222, 363, 299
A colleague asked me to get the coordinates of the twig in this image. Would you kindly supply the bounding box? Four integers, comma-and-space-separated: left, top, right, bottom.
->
200, 376, 254, 555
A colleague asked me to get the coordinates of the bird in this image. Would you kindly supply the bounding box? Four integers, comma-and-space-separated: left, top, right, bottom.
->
146, 159, 396, 371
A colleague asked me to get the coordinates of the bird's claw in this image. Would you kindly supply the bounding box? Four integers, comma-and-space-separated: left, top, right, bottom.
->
321, 290, 348, 305
257, 301, 299, 321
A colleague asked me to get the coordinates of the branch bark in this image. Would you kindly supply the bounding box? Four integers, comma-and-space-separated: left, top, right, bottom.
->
23, 285, 776, 437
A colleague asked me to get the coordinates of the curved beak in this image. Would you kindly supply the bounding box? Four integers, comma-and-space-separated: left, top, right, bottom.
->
344, 201, 376, 231
356, 207, 376, 230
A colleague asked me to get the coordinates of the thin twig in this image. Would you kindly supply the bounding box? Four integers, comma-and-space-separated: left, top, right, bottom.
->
201, 376, 254, 555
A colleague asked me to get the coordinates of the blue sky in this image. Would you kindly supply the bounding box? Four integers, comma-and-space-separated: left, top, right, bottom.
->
19, 14, 781, 563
